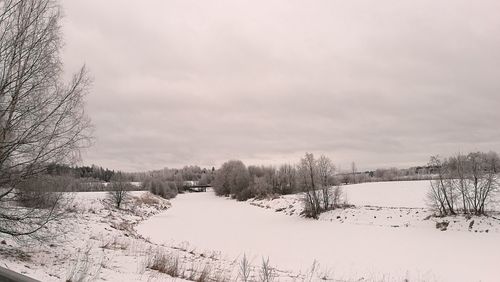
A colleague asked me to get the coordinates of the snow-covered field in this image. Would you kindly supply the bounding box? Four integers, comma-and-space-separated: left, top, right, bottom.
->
344, 181, 429, 208
138, 181, 500, 282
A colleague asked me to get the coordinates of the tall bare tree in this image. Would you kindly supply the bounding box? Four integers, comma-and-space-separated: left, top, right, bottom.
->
350, 161, 357, 184
317, 155, 335, 210
448, 153, 469, 212
427, 152, 499, 216
277, 163, 296, 194
427, 155, 456, 215
0, 0, 92, 237
467, 152, 498, 215
297, 153, 321, 218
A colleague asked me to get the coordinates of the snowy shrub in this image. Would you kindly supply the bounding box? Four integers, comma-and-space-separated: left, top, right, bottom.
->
135, 192, 161, 206
142, 178, 178, 199
332, 186, 343, 208
236, 188, 254, 201
212, 160, 251, 200
16, 175, 74, 209
191, 263, 212, 282
250, 176, 273, 199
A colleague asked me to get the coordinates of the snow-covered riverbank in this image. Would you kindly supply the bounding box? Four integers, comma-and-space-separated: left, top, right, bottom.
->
0, 192, 193, 281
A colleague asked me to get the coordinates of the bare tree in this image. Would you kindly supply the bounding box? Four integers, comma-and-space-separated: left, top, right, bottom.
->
276, 164, 296, 194
317, 155, 335, 210
250, 176, 273, 199
427, 152, 499, 216
0, 0, 92, 237
107, 181, 132, 209
297, 153, 321, 218
467, 152, 498, 215
332, 185, 343, 208
350, 161, 357, 184
427, 155, 456, 215
339, 173, 350, 185
448, 153, 469, 212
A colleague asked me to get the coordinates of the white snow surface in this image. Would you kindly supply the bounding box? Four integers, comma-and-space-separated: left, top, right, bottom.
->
138, 181, 500, 282
343, 181, 430, 208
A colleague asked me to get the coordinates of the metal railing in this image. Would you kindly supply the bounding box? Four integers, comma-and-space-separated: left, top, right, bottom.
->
0, 266, 40, 282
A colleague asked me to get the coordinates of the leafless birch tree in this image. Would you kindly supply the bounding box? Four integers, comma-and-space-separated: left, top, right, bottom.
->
317, 155, 335, 210
0, 0, 92, 237
350, 162, 357, 184
298, 153, 321, 218
427, 152, 499, 216
276, 163, 296, 194
427, 155, 456, 215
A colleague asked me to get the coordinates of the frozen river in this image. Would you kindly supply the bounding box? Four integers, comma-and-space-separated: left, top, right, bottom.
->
137, 183, 500, 282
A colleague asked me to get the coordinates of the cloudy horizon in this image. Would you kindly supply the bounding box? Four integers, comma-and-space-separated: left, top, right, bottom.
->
61, 0, 500, 172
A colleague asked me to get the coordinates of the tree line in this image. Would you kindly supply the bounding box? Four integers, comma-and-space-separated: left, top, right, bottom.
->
43, 163, 216, 193
126, 165, 215, 185
213, 153, 345, 218
46, 163, 117, 182
337, 165, 438, 185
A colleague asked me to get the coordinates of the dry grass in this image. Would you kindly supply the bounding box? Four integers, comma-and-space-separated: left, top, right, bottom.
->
258, 257, 277, 282
238, 254, 251, 282
144, 247, 235, 281
66, 245, 103, 282
146, 249, 183, 277
135, 193, 161, 206
100, 235, 129, 250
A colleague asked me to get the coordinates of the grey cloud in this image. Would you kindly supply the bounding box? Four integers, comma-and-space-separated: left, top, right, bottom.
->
61, 0, 500, 171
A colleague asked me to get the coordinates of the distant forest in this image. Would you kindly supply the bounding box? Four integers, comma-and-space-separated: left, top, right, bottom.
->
46, 162, 436, 186
45, 163, 216, 185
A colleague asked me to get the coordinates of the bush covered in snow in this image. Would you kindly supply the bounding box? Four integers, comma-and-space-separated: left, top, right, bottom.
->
212, 160, 252, 200
16, 175, 76, 209
142, 178, 178, 199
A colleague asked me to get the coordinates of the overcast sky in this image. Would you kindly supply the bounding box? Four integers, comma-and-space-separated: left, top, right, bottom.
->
61, 0, 500, 172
